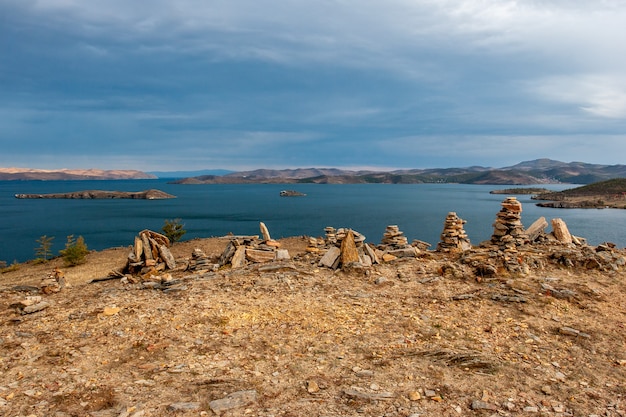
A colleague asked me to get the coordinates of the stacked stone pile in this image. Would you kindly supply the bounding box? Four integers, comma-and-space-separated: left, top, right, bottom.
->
305, 236, 326, 253
436, 212, 471, 252
381, 225, 409, 247
218, 222, 290, 268
318, 227, 379, 269
188, 248, 216, 272
378, 225, 419, 260
125, 230, 176, 275
40, 267, 66, 294
490, 197, 529, 251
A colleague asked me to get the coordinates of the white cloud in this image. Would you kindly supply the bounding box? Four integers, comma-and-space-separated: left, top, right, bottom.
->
532, 74, 626, 119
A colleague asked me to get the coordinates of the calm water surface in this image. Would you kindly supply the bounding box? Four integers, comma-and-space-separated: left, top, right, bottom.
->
1, 180, 625, 263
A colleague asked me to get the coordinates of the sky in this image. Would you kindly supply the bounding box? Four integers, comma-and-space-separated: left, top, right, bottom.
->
1, 0, 626, 172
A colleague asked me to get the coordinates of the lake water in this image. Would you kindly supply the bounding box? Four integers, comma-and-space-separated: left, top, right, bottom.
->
1, 180, 625, 263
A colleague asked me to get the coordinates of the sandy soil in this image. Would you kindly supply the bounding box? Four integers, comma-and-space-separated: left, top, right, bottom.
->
1, 236, 625, 417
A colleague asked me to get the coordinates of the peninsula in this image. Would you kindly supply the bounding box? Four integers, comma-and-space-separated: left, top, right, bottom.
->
14, 189, 175, 199
532, 178, 626, 209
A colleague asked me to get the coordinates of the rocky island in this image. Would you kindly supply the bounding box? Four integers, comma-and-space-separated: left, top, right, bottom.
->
14, 189, 176, 199
490, 187, 551, 195
279, 189, 306, 197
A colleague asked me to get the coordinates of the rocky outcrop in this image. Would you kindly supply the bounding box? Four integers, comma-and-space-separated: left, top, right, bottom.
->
15, 189, 175, 199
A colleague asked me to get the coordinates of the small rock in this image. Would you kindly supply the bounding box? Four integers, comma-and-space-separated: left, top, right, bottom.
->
103, 306, 121, 316
209, 390, 257, 414
424, 389, 437, 398
408, 391, 421, 401
541, 385, 552, 395
22, 301, 50, 314
471, 400, 497, 411
306, 380, 320, 394
167, 402, 200, 411
523, 406, 539, 413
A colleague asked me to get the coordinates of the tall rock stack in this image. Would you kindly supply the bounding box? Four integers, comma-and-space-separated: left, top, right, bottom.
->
436, 212, 471, 252
490, 197, 529, 250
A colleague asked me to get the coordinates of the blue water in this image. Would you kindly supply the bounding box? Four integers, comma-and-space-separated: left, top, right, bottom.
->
1, 180, 625, 263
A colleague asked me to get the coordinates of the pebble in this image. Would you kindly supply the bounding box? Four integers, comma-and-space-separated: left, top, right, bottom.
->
424, 389, 437, 398
306, 380, 320, 394
408, 391, 421, 401
471, 400, 497, 411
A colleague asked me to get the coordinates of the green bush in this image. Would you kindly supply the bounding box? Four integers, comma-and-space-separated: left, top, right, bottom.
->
162, 218, 186, 243
1, 261, 20, 273
60, 235, 89, 266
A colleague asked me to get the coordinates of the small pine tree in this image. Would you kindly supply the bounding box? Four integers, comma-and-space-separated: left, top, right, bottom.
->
34, 235, 55, 263
162, 218, 186, 243
60, 235, 89, 266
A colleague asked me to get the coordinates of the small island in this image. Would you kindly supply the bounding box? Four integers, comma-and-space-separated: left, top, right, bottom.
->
490, 187, 550, 195
279, 190, 306, 197
14, 189, 176, 200
532, 178, 626, 209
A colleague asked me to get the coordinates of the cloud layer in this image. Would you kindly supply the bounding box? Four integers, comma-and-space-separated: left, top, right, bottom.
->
2, 0, 626, 170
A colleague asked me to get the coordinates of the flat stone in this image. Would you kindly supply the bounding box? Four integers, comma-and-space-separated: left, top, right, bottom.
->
231, 246, 246, 268
245, 248, 276, 263
22, 301, 50, 314
209, 390, 257, 414
319, 246, 341, 268
167, 402, 200, 411
471, 400, 497, 410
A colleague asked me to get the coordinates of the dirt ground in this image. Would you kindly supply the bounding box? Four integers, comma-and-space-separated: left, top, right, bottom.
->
1, 236, 625, 417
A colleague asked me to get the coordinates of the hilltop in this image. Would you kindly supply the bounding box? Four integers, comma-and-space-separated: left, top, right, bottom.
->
0, 168, 156, 181
1, 214, 625, 416
172, 159, 626, 185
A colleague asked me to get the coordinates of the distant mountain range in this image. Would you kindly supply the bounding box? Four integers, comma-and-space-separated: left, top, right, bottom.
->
0, 168, 156, 181
3, 159, 626, 184
172, 159, 626, 185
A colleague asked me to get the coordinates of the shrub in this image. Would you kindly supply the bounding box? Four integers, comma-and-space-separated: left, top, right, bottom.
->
60, 235, 89, 266
161, 218, 186, 243
34, 235, 55, 263
1, 261, 20, 273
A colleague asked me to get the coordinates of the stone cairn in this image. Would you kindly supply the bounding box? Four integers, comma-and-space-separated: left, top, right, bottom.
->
490, 197, 529, 251
317, 227, 379, 269
217, 222, 290, 269
187, 248, 215, 273
436, 212, 471, 252
378, 225, 420, 261
124, 229, 176, 275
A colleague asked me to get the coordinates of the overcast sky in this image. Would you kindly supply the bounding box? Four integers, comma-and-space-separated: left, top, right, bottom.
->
1, 0, 626, 171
